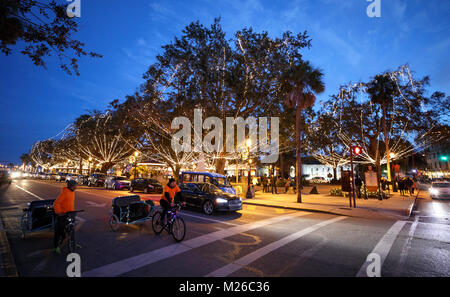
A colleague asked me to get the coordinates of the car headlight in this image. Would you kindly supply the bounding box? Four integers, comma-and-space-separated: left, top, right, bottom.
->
429, 188, 439, 195
216, 198, 228, 204
11, 172, 20, 178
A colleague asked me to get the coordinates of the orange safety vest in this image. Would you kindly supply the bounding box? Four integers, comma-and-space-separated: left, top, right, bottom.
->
54, 187, 75, 214
161, 185, 181, 202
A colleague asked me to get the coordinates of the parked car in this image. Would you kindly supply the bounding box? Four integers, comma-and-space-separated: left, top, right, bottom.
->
429, 182, 450, 200
56, 172, 68, 182
130, 178, 163, 194
180, 171, 236, 194
87, 173, 106, 187
75, 175, 88, 185
308, 176, 329, 183
105, 176, 131, 190
179, 182, 242, 215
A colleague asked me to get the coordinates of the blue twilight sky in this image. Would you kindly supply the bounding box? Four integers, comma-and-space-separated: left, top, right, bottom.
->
0, 0, 449, 164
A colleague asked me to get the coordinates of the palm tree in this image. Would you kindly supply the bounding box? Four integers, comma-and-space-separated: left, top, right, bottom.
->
282, 61, 325, 203
367, 74, 398, 190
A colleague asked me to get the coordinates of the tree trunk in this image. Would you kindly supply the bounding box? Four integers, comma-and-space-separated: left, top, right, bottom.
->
280, 152, 284, 178
382, 103, 392, 183
333, 166, 337, 182
296, 104, 302, 203
215, 157, 226, 174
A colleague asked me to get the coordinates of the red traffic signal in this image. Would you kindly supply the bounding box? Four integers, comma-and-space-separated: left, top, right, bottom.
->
352, 146, 362, 155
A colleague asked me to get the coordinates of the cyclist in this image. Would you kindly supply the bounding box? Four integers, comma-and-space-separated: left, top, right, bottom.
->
53, 179, 78, 254
159, 178, 184, 225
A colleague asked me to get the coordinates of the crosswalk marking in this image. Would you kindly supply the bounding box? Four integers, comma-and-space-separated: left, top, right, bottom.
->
82, 211, 312, 277
205, 216, 347, 277
356, 220, 407, 277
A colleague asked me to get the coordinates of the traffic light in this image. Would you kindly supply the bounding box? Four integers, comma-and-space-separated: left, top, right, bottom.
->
440, 155, 448, 162
352, 146, 362, 156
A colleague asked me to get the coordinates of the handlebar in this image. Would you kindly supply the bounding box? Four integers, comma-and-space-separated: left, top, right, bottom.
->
66, 210, 85, 215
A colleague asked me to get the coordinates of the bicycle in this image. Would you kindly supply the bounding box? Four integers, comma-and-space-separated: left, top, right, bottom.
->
58, 210, 84, 253
151, 203, 186, 242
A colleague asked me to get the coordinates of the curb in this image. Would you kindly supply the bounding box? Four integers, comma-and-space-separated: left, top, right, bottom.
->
242, 199, 410, 220
0, 216, 19, 277
407, 190, 421, 218
242, 200, 350, 217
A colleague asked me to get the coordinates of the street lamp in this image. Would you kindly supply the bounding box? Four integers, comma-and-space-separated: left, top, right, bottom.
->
66, 159, 71, 174
133, 151, 139, 178
245, 139, 254, 199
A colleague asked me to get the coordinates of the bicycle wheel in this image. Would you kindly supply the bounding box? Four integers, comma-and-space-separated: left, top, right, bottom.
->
109, 214, 120, 232
171, 217, 186, 242
151, 211, 163, 234
20, 212, 28, 239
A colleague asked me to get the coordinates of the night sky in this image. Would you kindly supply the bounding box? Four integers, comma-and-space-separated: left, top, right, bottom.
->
1, 0, 449, 164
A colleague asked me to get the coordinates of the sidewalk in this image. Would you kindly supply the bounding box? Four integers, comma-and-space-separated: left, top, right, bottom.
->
242, 188, 421, 220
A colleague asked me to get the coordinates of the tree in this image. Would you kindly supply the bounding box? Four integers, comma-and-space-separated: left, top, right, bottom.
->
366, 74, 399, 185
281, 61, 325, 203
0, 0, 101, 75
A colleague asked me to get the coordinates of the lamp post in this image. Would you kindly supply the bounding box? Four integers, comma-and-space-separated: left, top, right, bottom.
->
134, 151, 139, 178
389, 152, 396, 191
245, 139, 254, 199
66, 159, 71, 174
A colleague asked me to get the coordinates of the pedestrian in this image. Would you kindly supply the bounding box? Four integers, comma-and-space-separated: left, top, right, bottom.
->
291, 178, 296, 194
355, 175, 363, 198
262, 174, 268, 193
412, 179, 417, 195
405, 177, 413, 195
271, 175, 277, 194
285, 179, 290, 193
398, 178, 405, 196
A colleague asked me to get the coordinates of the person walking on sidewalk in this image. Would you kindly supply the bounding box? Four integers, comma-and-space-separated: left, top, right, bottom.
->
405, 177, 413, 196
262, 174, 268, 193
271, 175, 277, 194
284, 179, 290, 193
355, 175, 363, 198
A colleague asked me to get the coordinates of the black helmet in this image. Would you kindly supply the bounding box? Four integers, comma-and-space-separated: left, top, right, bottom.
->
66, 179, 78, 188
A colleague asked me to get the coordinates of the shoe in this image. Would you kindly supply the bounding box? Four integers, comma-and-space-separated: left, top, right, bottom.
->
55, 247, 61, 254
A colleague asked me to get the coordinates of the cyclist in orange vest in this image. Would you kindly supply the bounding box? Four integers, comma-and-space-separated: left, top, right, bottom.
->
160, 178, 184, 225
53, 179, 77, 254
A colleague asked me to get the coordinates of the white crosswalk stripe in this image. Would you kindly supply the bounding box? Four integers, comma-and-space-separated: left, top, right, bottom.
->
356, 220, 407, 277
82, 211, 312, 277
206, 216, 347, 277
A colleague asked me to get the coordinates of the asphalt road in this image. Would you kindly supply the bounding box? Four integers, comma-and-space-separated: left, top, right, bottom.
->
0, 179, 449, 277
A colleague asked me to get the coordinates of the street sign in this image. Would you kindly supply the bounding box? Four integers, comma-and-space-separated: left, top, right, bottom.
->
365, 170, 378, 192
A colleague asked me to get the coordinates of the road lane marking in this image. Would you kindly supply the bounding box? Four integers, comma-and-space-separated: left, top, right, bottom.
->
82, 211, 312, 277
205, 216, 347, 277
15, 185, 44, 200
356, 220, 407, 277
394, 217, 418, 276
